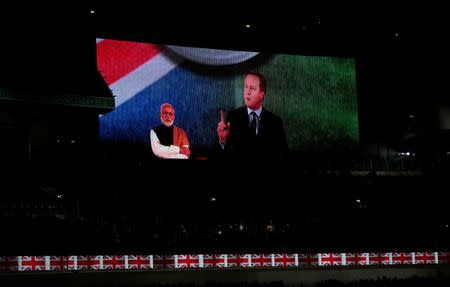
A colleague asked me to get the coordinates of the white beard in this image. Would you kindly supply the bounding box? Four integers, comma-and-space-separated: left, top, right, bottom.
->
161, 119, 174, 127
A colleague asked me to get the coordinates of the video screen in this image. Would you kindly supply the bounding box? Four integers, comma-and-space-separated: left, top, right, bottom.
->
96, 38, 359, 160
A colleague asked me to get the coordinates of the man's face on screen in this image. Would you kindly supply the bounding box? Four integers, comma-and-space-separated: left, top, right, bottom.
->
160, 106, 175, 127
243, 74, 264, 110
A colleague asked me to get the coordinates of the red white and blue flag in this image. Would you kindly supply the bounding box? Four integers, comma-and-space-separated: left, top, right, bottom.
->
250, 254, 272, 267
153, 255, 176, 269
346, 253, 370, 266
203, 254, 227, 268
127, 255, 153, 269
1, 251, 449, 272
176, 254, 201, 268
273, 253, 299, 267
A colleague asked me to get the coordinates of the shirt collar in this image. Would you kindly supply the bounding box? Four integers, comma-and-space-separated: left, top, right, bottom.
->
247, 107, 262, 118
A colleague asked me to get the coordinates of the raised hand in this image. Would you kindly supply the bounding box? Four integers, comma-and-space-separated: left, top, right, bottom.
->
217, 110, 230, 144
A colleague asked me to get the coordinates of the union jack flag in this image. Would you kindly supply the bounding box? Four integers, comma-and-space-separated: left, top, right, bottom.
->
368, 253, 391, 265
414, 252, 438, 264
345, 253, 369, 266
127, 255, 153, 270
177, 254, 200, 268
0, 256, 10, 271
273, 253, 298, 267
203, 254, 226, 268
250, 254, 272, 267
5, 256, 20, 271
298, 253, 319, 266
103, 255, 126, 270
89, 255, 104, 270
227, 254, 252, 268
319, 253, 344, 266
48, 256, 66, 271
391, 252, 413, 265
20, 256, 47, 271
153, 255, 175, 269
66, 255, 90, 271
438, 252, 450, 264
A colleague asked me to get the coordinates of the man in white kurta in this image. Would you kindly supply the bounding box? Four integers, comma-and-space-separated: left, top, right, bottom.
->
150, 103, 190, 159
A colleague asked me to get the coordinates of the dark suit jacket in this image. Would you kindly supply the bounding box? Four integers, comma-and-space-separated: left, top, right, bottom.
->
222, 107, 288, 160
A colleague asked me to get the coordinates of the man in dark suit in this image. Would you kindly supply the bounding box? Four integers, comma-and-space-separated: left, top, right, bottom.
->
217, 71, 288, 160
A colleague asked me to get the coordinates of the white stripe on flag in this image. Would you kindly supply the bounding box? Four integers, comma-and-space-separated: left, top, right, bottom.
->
18, 256, 22, 271
294, 254, 298, 267
124, 255, 129, 269
434, 252, 439, 264
199, 255, 204, 268
149, 255, 153, 269
247, 255, 251, 267
388, 253, 393, 265
412, 253, 415, 264
223, 255, 228, 268
110, 51, 183, 107
99, 255, 103, 269
45, 256, 50, 270
174, 255, 179, 268
73, 256, 77, 270
318, 254, 322, 266
341, 253, 346, 266
365, 253, 369, 265
271, 254, 275, 267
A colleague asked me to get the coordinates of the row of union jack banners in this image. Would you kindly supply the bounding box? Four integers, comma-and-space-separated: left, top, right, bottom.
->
1, 252, 449, 272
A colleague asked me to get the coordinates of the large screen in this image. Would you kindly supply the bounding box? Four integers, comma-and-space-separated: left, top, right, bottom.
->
96, 38, 359, 159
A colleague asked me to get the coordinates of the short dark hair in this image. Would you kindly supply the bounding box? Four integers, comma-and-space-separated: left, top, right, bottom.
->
246, 71, 266, 93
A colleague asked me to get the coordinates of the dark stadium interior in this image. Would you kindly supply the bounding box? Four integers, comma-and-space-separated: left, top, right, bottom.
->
1, 3, 449, 286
